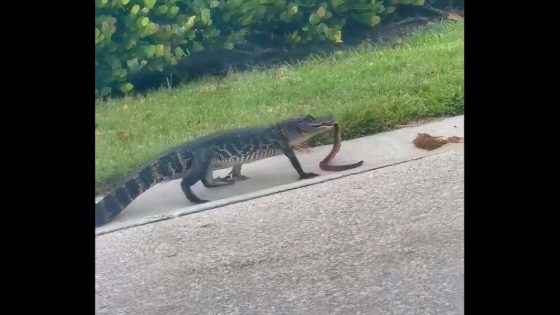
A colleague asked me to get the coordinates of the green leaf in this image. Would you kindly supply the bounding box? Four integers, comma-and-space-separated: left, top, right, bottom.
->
351, 12, 381, 26
127, 58, 138, 69
144, 45, 156, 56
131, 4, 140, 15
185, 16, 197, 30
285, 30, 301, 43
125, 38, 137, 49
316, 23, 328, 34
156, 5, 168, 15
186, 29, 196, 40
101, 18, 116, 34
385, 6, 395, 14
290, 4, 298, 15
168, 6, 179, 17
309, 14, 320, 25
144, 0, 156, 10
138, 16, 150, 28
146, 22, 158, 33
210, 0, 219, 8
330, 0, 343, 8
201, 8, 211, 25
174, 47, 186, 58
316, 6, 326, 18
120, 83, 134, 93
415, 0, 425, 5
224, 41, 234, 50
121, 0, 130, 5
155, 44, 165, 57
192, 41, 204, 52
115, 69, 128, 80
329, 29, 342, 43
240, 14, 254, 25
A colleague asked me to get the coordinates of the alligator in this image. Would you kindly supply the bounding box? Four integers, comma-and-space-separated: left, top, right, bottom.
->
95, 115, 336, 227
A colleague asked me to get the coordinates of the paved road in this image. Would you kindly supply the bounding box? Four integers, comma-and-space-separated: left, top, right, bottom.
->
96, 147, 464, 315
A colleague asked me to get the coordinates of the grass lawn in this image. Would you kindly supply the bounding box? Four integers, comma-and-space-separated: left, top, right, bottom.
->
96, 20, 463, 188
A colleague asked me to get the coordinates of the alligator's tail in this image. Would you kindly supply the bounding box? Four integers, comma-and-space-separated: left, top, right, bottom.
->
95, 149, 193, 227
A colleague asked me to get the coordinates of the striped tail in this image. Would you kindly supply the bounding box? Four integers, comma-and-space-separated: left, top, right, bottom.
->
95, 149, 193, 227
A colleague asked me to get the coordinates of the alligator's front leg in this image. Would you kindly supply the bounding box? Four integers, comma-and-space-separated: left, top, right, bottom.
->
217, 164, 249, 182
278, 141, 319, 179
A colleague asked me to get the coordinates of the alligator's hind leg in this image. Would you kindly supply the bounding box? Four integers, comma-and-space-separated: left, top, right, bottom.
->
180, 159, 209, 203
231, 164, 249, 180
217, 164, 249, 182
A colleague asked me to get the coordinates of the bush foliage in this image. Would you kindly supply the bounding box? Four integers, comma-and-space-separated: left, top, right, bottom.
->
95, 0, 425, 96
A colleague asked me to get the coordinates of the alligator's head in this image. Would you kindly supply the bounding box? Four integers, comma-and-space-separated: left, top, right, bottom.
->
279, 114, 336, 146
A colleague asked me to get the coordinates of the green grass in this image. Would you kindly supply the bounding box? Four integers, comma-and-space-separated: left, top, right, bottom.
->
96, 20, 463, 187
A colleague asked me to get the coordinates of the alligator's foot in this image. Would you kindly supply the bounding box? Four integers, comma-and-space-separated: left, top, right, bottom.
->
193, 199, 210, 203
217, 164, 249, 182
300, 172, 319, 179
216, 174, 249, 182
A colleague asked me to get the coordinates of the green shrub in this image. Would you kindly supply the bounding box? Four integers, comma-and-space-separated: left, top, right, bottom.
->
95, 0, 424, 97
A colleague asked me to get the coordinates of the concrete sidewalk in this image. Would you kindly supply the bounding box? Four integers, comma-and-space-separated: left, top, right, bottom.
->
96, 146, 464, 314
96, 115, 463, 235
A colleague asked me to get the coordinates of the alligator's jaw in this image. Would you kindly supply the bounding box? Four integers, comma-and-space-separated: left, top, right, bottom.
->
311, 120, 336, 128
290, 121, 336, 146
